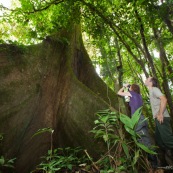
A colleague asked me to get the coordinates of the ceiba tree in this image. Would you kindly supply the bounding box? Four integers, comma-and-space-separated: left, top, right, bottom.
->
3, 0, 173, 172
0, 15, 124, 173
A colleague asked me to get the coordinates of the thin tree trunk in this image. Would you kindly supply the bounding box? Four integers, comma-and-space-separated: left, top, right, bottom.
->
153, 27, 173, 118
135, 9, 158, 79
159, 3, 173, 35
114, 37, 131, 115
80, 0, 149, 78
114, 37, 123, 87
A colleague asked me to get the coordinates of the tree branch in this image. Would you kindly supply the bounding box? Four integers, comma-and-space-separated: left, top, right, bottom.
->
0, 0, 64, 15
79, 0, 148, 77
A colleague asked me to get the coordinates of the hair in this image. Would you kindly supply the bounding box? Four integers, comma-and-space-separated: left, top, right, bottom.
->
150, 77, 158, 87
131, 84, 140, 94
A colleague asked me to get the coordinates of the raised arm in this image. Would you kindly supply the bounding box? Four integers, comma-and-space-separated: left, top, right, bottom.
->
117, 86, 132, 97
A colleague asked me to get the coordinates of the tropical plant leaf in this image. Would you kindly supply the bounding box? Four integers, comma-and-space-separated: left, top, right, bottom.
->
120, 114, 133, 129
131, 107, 142, 128
136, 142, 156, 154
122, 142, 130, 158
0, 156, 5, 165
133, 150, 140, 166
31, 127, 54, 138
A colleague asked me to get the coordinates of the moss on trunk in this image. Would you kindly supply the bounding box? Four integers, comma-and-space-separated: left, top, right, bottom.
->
0, 25, 126, 173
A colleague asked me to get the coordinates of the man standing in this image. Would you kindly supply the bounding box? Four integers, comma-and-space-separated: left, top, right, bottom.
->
145, 77, 173, 166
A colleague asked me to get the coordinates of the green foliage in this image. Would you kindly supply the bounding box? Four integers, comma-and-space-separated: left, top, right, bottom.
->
0, 0, 82, 44
91, 109, 119, 151
32, 127, 90, 172
0, 134, 16, 173
90, 108, 155, 172
120, 108, 156, 155
32, 127, 54, 139
32, 127, 54, 158
0, 0, 173, 172
1, 0, 173, 106
0, 156, 16, 169
32, 147, 89, 173
31, 109, 155, 172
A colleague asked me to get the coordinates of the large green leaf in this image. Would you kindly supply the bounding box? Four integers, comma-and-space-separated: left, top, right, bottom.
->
136, 142, 156, 154
124, 126, 136, 137
120, 114, 133, 129
131, 107, 142, 128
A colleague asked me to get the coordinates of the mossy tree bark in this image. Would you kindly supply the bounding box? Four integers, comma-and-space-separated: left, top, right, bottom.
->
0, 25, 125, 173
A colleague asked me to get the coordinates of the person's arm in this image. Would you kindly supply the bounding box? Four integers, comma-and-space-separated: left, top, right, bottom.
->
156, 95, 167, 124
117, 86, 132, 97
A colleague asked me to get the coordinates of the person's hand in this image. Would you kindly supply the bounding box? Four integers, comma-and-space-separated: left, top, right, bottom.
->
156, 114, 164, 124
124, 84, 130, 88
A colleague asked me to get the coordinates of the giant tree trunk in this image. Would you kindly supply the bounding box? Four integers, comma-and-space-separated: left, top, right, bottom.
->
0, 25, 122, 173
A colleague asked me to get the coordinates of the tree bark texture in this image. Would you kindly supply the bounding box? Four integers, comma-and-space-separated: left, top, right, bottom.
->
0, 25, 122, 173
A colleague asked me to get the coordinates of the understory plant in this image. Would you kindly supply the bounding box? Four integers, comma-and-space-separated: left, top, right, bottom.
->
32, 147, 90, 173
90, 108, 156, 173
32, 108, 156, 173
0, 156, 16, 173
31, 128, 90, 173
0, 133, 16, 173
